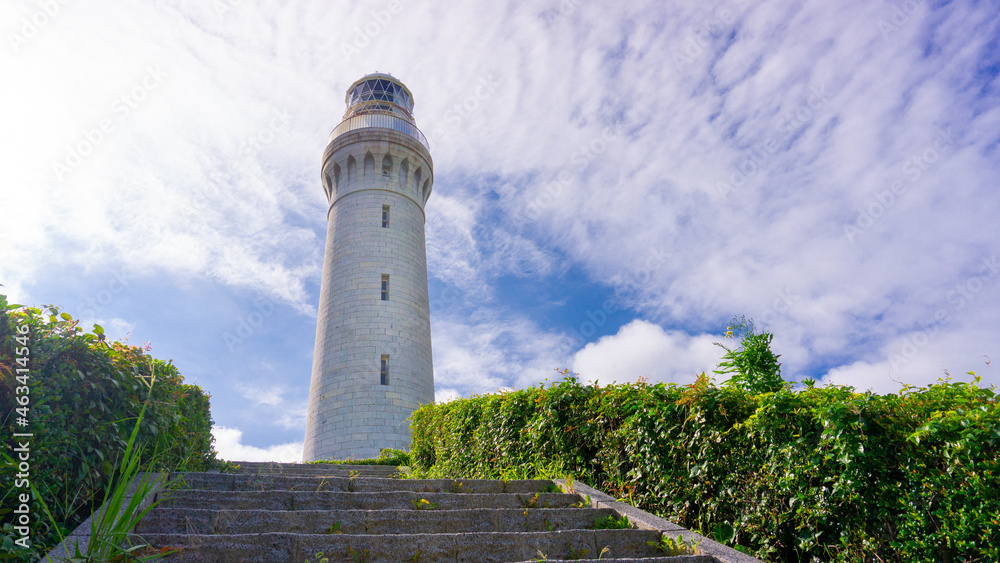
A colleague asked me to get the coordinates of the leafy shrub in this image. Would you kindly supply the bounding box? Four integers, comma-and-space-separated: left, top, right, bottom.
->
309, 448, 411, 466
0, 295, 218, 561
592, 514, 631, 530
409, 371, 1000, 562
715, 316, 784, 394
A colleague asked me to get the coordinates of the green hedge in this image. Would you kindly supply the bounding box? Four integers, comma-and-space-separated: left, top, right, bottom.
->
0, 296, 218, 561
410, 372, 1000, 562
308, 448, 411, 466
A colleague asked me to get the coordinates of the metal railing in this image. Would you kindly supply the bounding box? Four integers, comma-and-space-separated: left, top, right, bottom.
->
329, 113, 429, 150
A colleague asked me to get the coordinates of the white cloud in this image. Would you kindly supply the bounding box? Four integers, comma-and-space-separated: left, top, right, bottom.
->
434, 388, 461, 403
0, 1, 327, 315
101, 318, 137, 343
572, 320, 725, 386
431, 309, 575, 397
231, 382, 308, 430
236, 384, 285, 407
4, 0, 999, 460
275, 404, 309, 431
426, 194, 485, 297
212, 426, 303, 462
489, 0, 1000, 388
822, 325, 998, 394
822, 360, 915, 395
483, 228, 557, 279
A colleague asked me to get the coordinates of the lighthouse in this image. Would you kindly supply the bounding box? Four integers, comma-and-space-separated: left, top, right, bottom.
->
303, 73, 435, 461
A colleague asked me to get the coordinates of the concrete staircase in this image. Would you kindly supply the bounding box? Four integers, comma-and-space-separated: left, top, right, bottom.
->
126, 462, 760, 563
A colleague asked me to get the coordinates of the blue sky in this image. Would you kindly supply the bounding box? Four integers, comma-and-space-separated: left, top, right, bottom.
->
2, 0, 998, 461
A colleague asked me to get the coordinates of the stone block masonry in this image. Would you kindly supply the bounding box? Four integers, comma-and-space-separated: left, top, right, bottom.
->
303, 74, 435, 461
86, 462, 767, 562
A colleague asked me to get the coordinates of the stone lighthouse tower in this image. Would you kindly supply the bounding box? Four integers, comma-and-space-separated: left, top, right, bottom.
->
303, 73, 434, 461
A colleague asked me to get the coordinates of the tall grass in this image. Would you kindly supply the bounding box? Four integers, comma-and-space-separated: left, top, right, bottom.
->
32, 388, 175, 562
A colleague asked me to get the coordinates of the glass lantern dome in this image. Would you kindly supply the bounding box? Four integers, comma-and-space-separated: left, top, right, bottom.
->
344, 73, 415, 121
331, 73, 428, 150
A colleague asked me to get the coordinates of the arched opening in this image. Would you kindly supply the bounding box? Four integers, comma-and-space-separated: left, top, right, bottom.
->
398, 158, 409, 187
422, 179, 430, 203
413, 168, 422, 193
364, 152, 375, 177
333, 163, 341, 190
346, 156, 357, 182
381, 154, 392, 177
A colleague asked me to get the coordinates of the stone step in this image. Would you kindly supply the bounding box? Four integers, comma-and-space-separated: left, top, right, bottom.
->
157, 490, 582, 511
234, 469, 404, 478
512, 559, 713, 563
90, 466, 765, 563
232, 462, 400, 476
171, 473, 556, 494
134, 529, 675, 563
135, 506, 622, 535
